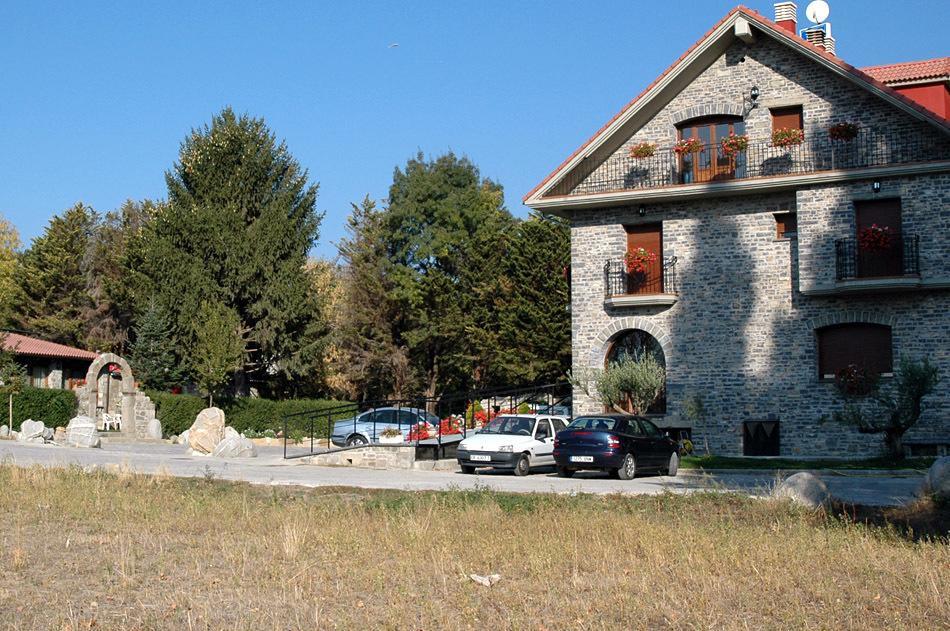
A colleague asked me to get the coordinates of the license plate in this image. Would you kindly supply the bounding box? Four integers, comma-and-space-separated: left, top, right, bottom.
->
471, 454, 491, 462
570, 456, 594, 463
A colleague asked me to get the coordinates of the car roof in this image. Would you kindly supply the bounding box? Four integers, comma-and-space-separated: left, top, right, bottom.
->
494, 414, 569, 420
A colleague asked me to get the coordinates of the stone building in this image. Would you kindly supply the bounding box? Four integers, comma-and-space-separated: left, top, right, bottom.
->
0, 332, 96, 390
523, 4, 950, 456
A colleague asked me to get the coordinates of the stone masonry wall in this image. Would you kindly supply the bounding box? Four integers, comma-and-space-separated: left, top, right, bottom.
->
305, 445, 416, 470
570, 175, 950, 457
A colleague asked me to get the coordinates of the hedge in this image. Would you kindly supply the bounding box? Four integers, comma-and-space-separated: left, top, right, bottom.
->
147, 392, 353, 438
6, 387, 78, 431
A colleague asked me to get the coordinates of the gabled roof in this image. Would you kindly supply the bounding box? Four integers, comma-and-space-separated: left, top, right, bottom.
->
1, 332, 98, 361
862, 57, 950, 85
524, 6, 950, 205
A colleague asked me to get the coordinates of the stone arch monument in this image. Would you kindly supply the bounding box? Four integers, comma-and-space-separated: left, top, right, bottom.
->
76, 353, 158, 439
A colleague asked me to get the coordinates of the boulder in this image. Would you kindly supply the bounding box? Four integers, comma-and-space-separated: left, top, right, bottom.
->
145, 418, 163, 440
212, 434, 257, 459
54, 426, 67, 442
0, 424, 8, 438
169, 434, 179, 445
773, 472, 830, 509
64, 416, 101, 449
179, 429, 190, 448
223, 426, 240, 441
18, 419, 46, 443
42, 426, 54, 441
919, 456, 950, 502
187, 408, 226, 454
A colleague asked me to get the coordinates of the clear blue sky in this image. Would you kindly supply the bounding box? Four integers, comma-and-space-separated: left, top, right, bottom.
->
1, 1, 946, 259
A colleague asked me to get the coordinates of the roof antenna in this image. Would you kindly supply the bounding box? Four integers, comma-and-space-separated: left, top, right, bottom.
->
801, 1, 835, 54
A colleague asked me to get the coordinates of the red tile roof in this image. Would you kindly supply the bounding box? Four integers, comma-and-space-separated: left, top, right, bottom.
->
1, 332, 98, 361
862, 57, 950, 85
524, 6, 950, 204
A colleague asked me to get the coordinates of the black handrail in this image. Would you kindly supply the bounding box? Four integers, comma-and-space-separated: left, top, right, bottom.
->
835, 233, 920, 280
604, 257, 677, 297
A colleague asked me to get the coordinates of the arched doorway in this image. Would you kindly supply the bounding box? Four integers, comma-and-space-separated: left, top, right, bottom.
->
83, 353, 136, 435
605, 329, 667, 414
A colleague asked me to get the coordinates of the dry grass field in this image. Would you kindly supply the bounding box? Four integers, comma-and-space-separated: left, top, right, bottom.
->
0, 465, 947, 630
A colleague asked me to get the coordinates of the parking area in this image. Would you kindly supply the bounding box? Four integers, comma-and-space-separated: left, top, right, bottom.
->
0, 440, 924, 506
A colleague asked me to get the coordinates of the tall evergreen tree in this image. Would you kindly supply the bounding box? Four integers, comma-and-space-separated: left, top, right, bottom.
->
129, 299, 183, 390
16, 203, 96, 346
138, 108, 323, 394
0, 215, 21, 329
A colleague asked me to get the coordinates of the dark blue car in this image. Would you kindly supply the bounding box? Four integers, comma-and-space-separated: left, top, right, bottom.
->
553, 414, 679, 479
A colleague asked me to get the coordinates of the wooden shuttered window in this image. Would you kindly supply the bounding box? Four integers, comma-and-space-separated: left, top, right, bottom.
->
774, 212, 797, 239
817, 324, 893, 379
771, 106, 803, 132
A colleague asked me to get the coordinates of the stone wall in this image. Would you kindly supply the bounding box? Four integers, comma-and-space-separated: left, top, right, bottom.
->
304, 445, 416, 470
570, 175, 950, 457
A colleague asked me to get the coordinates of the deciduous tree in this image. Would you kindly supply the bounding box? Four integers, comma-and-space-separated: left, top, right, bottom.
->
190, 300, 245, 405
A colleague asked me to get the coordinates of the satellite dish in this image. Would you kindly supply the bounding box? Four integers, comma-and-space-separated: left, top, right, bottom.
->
806, 0, 830, 24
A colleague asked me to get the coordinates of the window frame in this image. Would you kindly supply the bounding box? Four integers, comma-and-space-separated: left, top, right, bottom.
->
816, 323, 894, 380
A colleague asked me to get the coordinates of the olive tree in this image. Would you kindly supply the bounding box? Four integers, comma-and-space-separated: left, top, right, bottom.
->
570, 354, 666, 415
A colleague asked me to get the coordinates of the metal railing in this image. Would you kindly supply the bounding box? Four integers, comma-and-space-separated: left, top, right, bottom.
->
561, 128, 949, 196
604, 257, 678, 297
835, 233, 920, 280
281, 382, 573, 459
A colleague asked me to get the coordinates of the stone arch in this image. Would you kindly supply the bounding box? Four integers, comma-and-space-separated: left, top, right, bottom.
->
84, 353, 137, 436
806, 311, 896, 333
670, 103, 745, 125
589, 317, 673, 369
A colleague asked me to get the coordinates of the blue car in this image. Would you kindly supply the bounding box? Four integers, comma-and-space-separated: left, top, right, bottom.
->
330, 407, 439, 447
553, 414, 679, 479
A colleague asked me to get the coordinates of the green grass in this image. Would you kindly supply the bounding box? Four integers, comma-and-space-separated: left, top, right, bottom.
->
680, 454, 936, 471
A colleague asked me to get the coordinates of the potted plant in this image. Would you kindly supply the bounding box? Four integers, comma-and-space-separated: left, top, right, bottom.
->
858, 224, 893, 252
629, 142, 657, 159
379, 426, 405, 444
771, 127, 805, 148
720, 133, 749, 156
828, 121, 860, 141
673, 137, 704, 155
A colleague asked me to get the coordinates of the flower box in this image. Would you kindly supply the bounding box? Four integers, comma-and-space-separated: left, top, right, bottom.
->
772, 127, 805, 148
858, 224, 893, 252
720, 133, 749, 156
828, 122, 860, 141
673, 137, 704, 155
629, 142, 657, 159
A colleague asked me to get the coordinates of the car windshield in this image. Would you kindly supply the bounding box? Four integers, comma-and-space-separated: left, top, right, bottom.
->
568, 417, 620, 431
479, 416, 534, 436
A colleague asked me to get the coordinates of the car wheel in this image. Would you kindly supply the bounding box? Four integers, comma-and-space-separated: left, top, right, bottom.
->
345, 435, 368, 447
556, 466, 574, 478
513, 453, 530, 476
461, 465, 476, 474
616, 453, 637, 480
665, 452, 679, 477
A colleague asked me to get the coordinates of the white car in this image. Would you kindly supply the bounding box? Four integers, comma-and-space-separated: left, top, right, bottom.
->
456, 414, 570, 476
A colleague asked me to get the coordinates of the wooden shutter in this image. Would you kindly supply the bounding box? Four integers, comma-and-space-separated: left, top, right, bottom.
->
817, 324, 893, 378
771, 106, 803, 131
774, 212, 797, 239
855, 198, 901, 233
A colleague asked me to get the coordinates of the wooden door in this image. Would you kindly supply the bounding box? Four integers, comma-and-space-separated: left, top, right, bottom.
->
625, 223, 663, 294
679, 118, 745, 183
855, 199, 902, 277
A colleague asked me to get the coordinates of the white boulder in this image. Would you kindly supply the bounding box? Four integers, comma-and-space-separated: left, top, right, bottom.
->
212, 433, 257, 458
773, 472, 831, 508
179, 429, 190, 447
0, 424, 8, 438
187, 408, 226, 454
145, 417, 163, 440
17, 419, 46, 443
919, 456, 950, 502
65, 416, 101, 448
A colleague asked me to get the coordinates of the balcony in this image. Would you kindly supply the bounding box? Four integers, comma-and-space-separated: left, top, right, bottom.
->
560, 128, 949, 198
604, 257, 678, 307
833, 233, 922, 293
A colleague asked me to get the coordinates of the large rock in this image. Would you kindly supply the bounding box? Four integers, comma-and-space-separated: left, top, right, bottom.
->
919, 456, 950, 502
212, 433, 257, 458
187, 408, 226, 454
17, 419, 46, 443
42, 426, 54, 441
65, 416, 101, 448
146, 417, 163, 440
773, 472, 830, 508
54, 426, 67, 443
0, 424, 8, 438
179, 429, 190, 448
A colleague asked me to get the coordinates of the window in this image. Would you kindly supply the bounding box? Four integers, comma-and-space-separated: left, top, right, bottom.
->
817, 324, 893, 379
678, 116, 746, 183
396, 410, 417, 426
639, 419, 662, 436
624, 223, 663, 294
774, 212, 797, 239
534, 420, 553, 441
551, 418, 567, 432
568, 417, 619, 431
770, 105, 803, 133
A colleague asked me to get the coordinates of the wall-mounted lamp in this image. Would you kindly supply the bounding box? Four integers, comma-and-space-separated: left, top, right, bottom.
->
638, 205, 647, 217
872, 181, 881, 194
750, 86, 760, 102
743, 86, 760, 114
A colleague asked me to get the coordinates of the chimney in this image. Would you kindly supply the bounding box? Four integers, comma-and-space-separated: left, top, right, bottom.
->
774, 2, 798, 33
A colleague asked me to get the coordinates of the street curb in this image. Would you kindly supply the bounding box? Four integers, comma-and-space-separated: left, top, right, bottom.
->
678, 468, 926, 477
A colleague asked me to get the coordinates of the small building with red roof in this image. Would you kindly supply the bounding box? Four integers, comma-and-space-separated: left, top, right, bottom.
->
862, 57, 950, 119
524, 3, 949, 457
1, 332, 98, 390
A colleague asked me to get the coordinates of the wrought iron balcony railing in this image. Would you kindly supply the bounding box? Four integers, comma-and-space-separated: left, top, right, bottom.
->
835, 233, 920, 280
604, 257, 678, 297
562, 128, 949, 197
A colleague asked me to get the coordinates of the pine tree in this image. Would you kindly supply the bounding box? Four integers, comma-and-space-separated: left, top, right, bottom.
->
16, 203, 96, 346
129, 299, 183, 390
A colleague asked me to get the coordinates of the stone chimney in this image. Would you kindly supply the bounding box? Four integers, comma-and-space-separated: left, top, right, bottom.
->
774, 2, 797, 33
804, 23, 835, 55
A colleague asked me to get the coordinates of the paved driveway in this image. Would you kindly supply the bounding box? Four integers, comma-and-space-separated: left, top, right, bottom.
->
0, 440, 923, 506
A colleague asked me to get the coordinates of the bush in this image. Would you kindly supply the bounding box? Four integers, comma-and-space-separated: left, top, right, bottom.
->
9, 387, 78, 430
147, 392, 352, 438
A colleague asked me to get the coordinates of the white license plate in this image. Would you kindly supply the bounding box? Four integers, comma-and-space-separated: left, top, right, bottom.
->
570, 456, 594, 463
471, 454, 491, 462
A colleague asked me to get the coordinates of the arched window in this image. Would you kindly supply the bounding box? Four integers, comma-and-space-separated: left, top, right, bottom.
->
678, 116, 746, 183
606, 329, 666, 414
816, 323, 893, 379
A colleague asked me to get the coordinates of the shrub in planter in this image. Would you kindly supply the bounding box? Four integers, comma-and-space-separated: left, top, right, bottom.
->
828, 122, 860, 141
772, 127, 805, 148
629, 142, 657, 159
